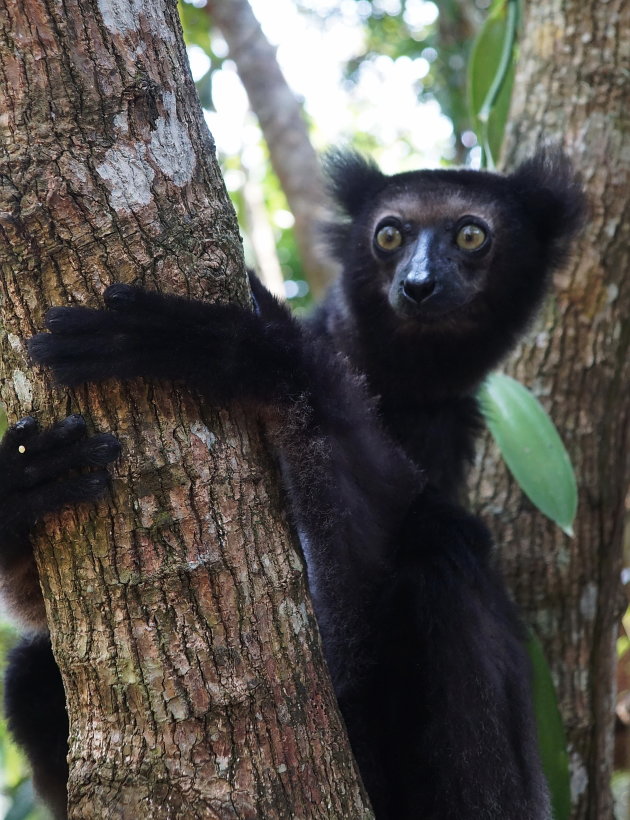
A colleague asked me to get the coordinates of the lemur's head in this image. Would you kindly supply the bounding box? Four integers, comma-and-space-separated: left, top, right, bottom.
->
322, 149, 585, 330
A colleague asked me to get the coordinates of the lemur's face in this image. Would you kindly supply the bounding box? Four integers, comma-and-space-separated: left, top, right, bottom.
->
326, 150, 583, 332
367, 186, 499, 323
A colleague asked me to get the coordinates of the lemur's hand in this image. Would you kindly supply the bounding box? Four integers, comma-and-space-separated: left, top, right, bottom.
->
27, 284, 241, 387
28, 283, 304, 406
0, 415, 120, 547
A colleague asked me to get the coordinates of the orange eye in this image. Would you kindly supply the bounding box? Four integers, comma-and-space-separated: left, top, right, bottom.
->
375, 225, 403, 251
456, 224, 486, 251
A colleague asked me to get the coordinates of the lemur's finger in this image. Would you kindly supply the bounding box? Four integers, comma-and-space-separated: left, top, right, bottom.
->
23, 472, 113, 521
81, 434, 121, 467
27, 415, 87, 451
104, 283, 235, 329
16, 438, 120, 490
43, 306, 119, 336
104, 284, 198, 317
29, 331, 138, 373
8, 414, 87, 464
0, 417, 40, 452
0, 470, 113, 539
24, 428, 119, 466
29, 340, 167, 387
103, 284, 144, 311
29, 320, 208, 387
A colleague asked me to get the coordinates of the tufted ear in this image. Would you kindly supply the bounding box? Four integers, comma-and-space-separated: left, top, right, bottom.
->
509, 149, 587, 264
322, 148, 387, 218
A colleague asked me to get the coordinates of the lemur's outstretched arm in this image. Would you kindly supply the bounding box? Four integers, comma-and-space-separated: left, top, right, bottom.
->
28, 279, 422, 683
29, 282, 305, 404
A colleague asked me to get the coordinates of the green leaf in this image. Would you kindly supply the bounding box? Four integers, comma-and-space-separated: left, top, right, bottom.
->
479, 372, 577, 535
527, 634, 571, 820
468, 0, 519, 168
0, 403, 7, 437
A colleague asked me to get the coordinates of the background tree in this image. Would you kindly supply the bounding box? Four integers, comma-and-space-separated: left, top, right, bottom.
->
469, 3, 630, 818
204, 0, 337, 299
0, 0, 372, 816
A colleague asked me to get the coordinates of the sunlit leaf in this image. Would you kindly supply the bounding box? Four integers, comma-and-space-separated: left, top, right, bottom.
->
479, 372, 577, 535
468, 0, 518, 168
527, 634, 571, 820
0, 403, 7, 437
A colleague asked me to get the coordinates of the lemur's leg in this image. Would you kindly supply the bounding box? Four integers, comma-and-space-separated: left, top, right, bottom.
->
0, 415, 119, 820
5, 636, 69, 820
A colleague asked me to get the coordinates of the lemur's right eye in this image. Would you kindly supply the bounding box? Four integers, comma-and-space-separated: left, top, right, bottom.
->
455, 222, 488, 252
375, 224, 403, 252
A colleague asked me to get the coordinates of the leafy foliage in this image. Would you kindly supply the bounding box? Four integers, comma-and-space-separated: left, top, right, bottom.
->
479, 373, 577, 536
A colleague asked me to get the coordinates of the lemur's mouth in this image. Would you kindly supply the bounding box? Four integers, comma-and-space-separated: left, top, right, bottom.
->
389, 281, 477, 325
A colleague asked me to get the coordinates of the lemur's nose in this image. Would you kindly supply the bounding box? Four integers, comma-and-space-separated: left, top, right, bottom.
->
402, 275, 436, 304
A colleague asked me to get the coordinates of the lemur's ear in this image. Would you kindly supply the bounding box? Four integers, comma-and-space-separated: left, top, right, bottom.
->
509, 149, 587, 263
322, 149, 387, 218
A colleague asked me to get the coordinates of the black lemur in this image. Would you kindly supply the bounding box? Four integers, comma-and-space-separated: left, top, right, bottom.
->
0, 150, 584, 819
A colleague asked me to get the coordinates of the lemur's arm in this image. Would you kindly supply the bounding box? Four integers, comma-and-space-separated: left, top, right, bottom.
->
28, 279, 422, 682
28, 280, 309, 403
0, 415, 120, 630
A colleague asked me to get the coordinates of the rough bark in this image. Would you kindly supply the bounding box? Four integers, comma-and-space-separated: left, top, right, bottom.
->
0, 0, 373, 817
205, 0, 337, 299
470, 3, 630, 818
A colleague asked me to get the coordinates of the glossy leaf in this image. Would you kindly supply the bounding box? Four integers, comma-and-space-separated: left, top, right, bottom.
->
527, 633, 571, 820
468, 0, 519, 168
479, 372, 577, 535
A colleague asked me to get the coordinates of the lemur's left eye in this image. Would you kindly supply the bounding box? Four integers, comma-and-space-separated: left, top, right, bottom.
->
375, 224, 403, 252
455, 224, 487, 251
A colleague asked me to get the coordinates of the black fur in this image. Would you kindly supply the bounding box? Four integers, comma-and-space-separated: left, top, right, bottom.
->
5, 635, 69, 819
0, 415, 119, 818
3, 151, 584, 818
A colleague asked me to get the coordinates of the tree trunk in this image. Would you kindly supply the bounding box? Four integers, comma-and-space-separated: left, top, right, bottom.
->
0, 0, 372, 817
471, 4, 630, 818
205, 0, 337, 299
